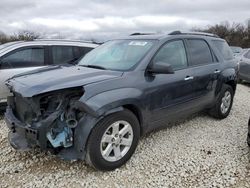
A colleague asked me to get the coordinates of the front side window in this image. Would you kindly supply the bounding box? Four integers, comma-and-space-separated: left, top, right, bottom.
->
0, 47, 44, 69
80, 47, 93, 56
187, 39, 213, 66
52, 46, 75, 64
78, 40, 154, 71
153, 40, 187, 70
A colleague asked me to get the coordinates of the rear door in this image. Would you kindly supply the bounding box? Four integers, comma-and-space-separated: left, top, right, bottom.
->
0, 46, 47, 102
185, 38, 220, 108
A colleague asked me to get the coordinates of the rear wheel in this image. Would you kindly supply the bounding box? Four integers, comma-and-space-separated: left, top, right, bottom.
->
247, 118, 250, 147
209, 84, 234, 119
86, 110, 140, 171
247, 134, 250, 147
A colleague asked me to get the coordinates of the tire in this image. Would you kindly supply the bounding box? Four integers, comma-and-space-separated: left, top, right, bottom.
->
247, 134, 250, 147
247, 119, 250, 147
86, 110, 140, 171
209, 84, 234, 119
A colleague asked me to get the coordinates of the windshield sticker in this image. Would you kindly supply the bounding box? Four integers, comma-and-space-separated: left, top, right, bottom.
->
128, 41, 148, 46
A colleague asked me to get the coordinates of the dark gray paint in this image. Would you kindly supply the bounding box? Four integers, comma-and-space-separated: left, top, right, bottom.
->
4, 34, 238, 160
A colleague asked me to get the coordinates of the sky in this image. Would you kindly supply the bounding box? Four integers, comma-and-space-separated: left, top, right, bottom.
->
1, 0, 250, 40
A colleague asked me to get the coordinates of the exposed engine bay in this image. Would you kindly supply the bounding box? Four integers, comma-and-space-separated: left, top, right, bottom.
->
38, 88, 84, 148
6, 87, 89, 158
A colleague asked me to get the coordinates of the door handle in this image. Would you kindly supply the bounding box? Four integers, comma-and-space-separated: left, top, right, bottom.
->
214, 70, 221, 74
184, 76, 194, 81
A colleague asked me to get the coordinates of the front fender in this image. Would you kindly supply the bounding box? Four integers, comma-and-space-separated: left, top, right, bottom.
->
80, 88, 143, 117
73, 88, 143, 159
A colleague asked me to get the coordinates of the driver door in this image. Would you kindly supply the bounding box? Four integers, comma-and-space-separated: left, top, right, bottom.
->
146, 39, 196, 124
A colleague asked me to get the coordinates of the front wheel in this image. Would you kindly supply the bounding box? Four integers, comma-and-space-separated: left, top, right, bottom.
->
209, 84, 234, 119
86, 110, 140, 171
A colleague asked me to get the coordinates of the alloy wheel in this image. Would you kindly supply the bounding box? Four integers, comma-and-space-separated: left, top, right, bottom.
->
220, 91, 232, 114
100, 120, 134, 162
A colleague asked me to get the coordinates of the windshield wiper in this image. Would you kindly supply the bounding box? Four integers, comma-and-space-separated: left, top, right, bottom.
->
80, 64, 107, 70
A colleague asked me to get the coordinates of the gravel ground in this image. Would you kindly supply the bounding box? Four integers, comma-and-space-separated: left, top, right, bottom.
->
0, 84, 250, 188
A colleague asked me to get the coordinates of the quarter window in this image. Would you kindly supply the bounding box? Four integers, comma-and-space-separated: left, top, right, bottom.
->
187, 39, 213, 66
243, 50, 250, 59
153, 40, 188, 70
212, 40, 234, 60
0, 47, 45, 69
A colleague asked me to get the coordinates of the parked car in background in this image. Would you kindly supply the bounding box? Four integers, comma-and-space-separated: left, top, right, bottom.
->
230, 46, 243, 56
0, 40, 98, 105
4, 31, 237, 171
236, 48, 250, 83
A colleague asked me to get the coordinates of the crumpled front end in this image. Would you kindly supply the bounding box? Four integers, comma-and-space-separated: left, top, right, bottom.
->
5, 87, 92, 160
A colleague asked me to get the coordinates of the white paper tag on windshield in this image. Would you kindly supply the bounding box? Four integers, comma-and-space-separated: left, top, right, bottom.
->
128, 41, 148, 46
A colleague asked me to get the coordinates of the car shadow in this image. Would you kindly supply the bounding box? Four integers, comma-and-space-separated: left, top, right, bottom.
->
239, 82, 250, 87
0, 111, 4, 117
0, 107, 6, 118
142, 111, 208, 138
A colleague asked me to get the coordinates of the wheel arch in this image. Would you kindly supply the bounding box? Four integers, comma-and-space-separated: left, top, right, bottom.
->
216, 68, 237, 96
74, 104, 143, 161
74, 88, 146, 159
122, 104, 144, 136
225, 80, 237, 93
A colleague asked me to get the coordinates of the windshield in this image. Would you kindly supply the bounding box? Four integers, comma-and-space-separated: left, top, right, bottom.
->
78, 40, 155, 71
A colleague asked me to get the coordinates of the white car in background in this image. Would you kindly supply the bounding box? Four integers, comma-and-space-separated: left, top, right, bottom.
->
237, 48, 250, 83
230, 46, 243, 57
0, 40, 98, 106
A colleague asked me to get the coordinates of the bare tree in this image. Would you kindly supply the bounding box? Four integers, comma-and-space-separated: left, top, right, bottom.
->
193, 21, 250, 48
0, 31, 8, 44
0, 30, 40, 44
14, 30, 40, 41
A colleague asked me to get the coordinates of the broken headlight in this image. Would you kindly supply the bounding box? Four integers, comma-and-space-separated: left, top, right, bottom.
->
38, 88, 84, 149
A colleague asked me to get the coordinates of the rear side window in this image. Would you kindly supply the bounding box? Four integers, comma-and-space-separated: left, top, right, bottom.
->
52, 46, 75, 64
212, 40, 234, 60
0, 47, 45, 69
73, 47, 81, 59
187, 39, 213, 66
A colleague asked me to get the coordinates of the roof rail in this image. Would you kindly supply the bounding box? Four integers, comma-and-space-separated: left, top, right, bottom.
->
168, 31, 219, 38
34, 39, 102, 44
130, 32, 156, 36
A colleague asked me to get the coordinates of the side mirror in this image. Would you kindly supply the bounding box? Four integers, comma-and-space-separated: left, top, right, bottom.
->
148, 61, 174, 74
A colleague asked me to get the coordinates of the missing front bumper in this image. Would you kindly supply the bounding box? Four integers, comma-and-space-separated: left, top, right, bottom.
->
5, 107, 40, 150
4, 106, 87, 161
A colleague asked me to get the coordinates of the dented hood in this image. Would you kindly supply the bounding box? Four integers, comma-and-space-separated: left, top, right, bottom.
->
6, 65, 123, 97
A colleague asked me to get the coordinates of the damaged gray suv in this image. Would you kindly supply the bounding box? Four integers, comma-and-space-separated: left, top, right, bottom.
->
4, 31, 238, 171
